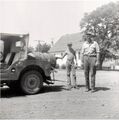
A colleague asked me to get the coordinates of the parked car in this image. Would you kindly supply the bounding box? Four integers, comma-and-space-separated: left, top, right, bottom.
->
0, 33, 56, 95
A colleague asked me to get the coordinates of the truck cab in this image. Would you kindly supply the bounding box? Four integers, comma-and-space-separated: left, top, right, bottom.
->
0, 33, 56, 95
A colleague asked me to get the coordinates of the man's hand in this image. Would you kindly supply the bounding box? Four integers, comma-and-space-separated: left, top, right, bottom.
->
95, 61, 100, 67
80, 61, 84, 68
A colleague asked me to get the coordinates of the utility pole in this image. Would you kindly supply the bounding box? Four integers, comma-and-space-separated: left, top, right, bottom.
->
51, 38, 54, 47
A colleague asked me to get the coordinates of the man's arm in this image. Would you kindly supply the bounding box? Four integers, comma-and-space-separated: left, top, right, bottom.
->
61, 52, 67, 59
74, 51, 78, 65
56, 51, 67, 59
95, 42, 100, 66
80, 44, 84, 63
96, 53, 100, 63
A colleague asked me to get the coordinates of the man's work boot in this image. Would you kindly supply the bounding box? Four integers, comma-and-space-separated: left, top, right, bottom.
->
72, 85, 79, 89
91, 89, 96, 93
85, 88, 91, 92
66, 85, 72, 90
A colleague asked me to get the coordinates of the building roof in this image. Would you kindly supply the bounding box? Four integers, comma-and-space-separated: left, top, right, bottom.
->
49, 32, 83, 53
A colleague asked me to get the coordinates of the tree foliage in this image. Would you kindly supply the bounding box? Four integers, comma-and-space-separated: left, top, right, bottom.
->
35, 42, 51, 53
80, 2, 119, 68
28, 46, 34, 53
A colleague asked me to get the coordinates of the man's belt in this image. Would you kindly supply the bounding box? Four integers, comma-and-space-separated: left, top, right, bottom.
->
84, 54, 96, 57
67, 58, 74, 61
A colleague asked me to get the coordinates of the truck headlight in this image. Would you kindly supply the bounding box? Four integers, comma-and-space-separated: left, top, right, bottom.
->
11, 68, 16, 72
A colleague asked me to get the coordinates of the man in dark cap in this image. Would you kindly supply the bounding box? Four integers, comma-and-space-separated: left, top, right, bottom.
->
60, 42, 78, 90
80, 31, 100, 92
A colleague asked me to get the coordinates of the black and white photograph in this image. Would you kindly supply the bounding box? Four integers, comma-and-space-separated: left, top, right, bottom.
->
0, 0, 119, 119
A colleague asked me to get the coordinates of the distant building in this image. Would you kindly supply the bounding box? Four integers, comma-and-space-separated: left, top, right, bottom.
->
49, 32, 83, 67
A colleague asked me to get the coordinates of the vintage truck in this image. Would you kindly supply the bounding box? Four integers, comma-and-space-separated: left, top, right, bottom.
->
0, 33, 56, 95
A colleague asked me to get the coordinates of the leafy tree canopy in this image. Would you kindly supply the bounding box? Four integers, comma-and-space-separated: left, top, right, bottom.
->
80, 2, 119, 67
28, 46, 35, 53
35, 42, 51, 53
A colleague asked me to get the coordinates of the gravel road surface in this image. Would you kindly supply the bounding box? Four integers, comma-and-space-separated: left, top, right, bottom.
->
0, 70, 119, 119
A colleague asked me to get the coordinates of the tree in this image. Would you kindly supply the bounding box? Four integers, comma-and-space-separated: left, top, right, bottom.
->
80, 2, 119, 69
28, 46, 34, 53
35, 42, 51, 53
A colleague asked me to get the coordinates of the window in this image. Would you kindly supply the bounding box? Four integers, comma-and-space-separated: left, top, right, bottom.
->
16, 41, 21, 47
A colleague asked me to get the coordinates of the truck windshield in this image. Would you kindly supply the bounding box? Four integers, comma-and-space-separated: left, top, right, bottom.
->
0, 33, 29, 63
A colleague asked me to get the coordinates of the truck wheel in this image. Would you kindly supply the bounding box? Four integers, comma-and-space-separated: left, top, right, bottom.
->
20, 70, 43, 95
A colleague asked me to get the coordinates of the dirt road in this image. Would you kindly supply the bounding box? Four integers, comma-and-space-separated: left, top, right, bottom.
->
0, 70, 119, 119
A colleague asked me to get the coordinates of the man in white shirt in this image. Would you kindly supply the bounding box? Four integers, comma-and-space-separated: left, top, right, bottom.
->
80, 31, 100, 92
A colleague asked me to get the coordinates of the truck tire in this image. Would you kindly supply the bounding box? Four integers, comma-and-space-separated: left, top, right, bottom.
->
20, 70, 43, 95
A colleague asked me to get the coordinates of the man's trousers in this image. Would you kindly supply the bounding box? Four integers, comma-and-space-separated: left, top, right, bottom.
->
83, 56, 97, 90
66, 61, 76, 87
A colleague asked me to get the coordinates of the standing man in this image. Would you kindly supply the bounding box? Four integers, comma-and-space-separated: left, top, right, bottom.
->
61, 42, 78, 90
80, 31, 100, 92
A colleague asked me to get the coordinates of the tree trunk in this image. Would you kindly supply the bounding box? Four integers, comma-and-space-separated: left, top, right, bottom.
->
99, 60, 103, 70
99, 53, 105, 70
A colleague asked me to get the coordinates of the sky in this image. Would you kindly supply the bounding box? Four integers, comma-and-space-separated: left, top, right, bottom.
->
0, 0, 118, 47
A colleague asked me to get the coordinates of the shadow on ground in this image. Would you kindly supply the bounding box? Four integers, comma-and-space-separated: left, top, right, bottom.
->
77, 85, 110, 92
0, 83, 65, 98
0, 83, 110, 98
95, 87, 110, 92
41, 85, 64, 93
0, 87, 26, 98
